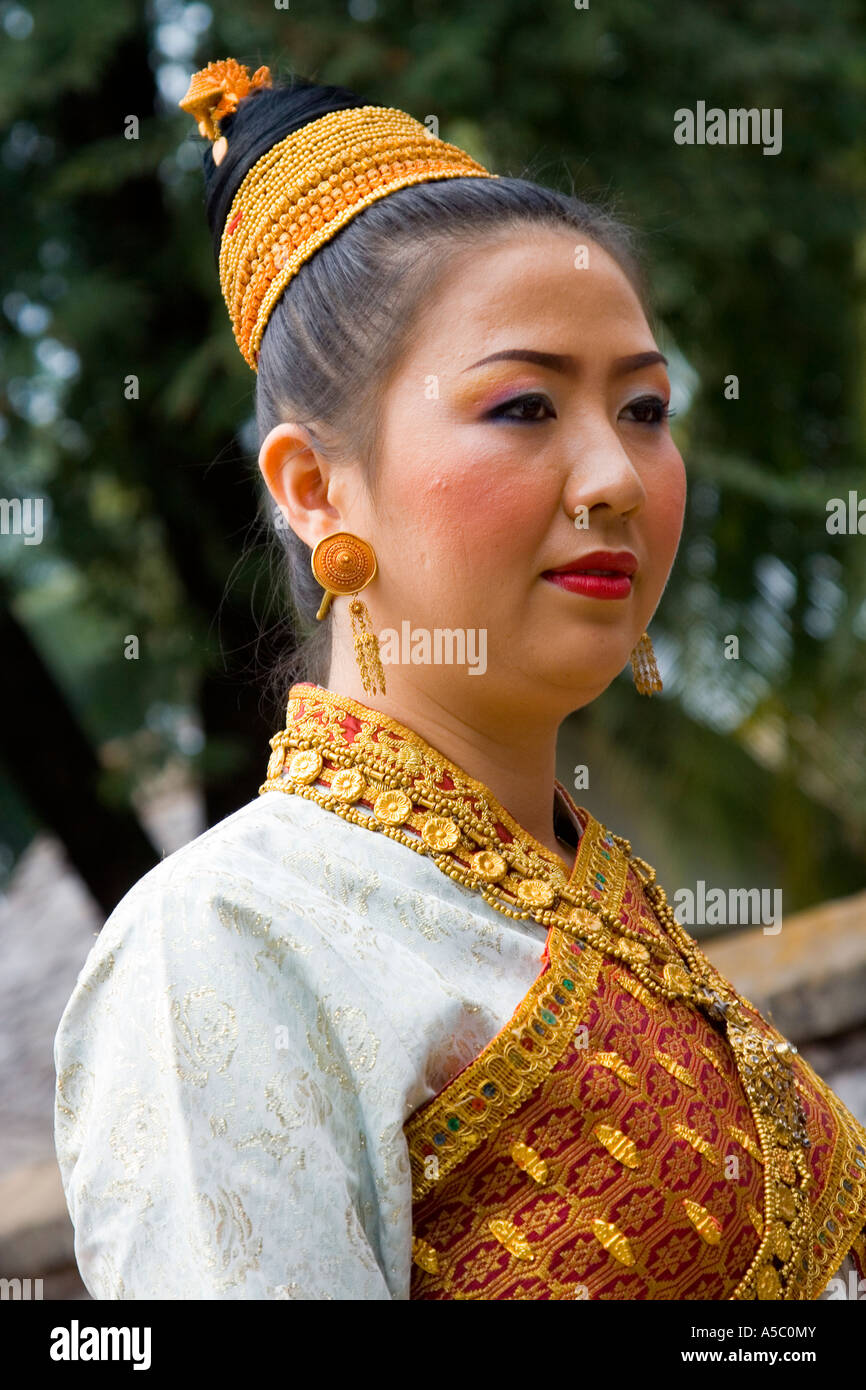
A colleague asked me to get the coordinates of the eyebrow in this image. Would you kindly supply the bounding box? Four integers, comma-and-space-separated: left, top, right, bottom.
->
461, 349, 669, 376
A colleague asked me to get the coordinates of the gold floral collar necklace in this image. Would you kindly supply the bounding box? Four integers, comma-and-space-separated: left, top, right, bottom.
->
262, 681, 580, 883
259, 684, 740, 1014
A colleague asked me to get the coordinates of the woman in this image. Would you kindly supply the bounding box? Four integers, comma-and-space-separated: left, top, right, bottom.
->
54, 57, 866, 1301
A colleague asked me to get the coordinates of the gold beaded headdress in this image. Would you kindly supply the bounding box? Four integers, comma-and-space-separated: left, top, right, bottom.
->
179, 58, 496, 372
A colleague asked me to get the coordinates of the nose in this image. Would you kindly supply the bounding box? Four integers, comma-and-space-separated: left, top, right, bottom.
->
562, 420, 646, 524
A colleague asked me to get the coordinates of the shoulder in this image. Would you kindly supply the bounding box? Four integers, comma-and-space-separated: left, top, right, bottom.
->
58, 783, 440, 1006
59, 792, 335, 1009
114, 788, 313, 904
96, 789, 336, 938
54, 790, 362, 1134
101, 782, 460, 948
105, 782, 433, 916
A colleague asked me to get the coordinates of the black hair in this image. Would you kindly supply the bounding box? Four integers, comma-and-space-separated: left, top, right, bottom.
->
198, 71, 650, 706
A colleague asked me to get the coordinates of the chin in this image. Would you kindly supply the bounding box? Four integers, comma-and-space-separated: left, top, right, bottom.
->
531, 662, 619, 703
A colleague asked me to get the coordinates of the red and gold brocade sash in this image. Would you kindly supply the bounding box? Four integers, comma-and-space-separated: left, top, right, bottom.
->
405, 821, 866, 1300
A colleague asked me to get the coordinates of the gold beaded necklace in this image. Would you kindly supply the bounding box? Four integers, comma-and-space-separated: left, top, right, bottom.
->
263, 687, 724, 1010
260, 686, 762, 1025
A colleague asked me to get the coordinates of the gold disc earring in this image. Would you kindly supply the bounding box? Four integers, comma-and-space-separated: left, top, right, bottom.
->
630, 631, 663, 696
310, 532, 387, 696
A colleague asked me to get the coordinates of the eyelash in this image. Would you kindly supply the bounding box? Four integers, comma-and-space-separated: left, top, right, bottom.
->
486, 392, 676, 426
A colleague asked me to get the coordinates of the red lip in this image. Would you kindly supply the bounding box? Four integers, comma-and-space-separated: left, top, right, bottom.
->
542, 550, 638, 601
545, 550, 638, 576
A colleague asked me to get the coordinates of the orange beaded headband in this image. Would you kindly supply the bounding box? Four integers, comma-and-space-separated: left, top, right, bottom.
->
179, 58, 496, 372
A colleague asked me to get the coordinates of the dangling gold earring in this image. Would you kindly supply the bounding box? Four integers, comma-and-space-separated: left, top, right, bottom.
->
311, 532, 387, 696
630, 631, 662, 696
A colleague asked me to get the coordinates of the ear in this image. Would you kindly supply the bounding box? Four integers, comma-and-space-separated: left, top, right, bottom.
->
258, 422, 342, 550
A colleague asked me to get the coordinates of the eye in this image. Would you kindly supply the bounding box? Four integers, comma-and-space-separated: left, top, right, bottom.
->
621, 394, 675, 426
487, 392, 556, 422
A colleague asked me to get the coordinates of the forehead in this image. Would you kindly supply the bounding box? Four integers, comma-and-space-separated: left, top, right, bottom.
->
408, 225, 650, 360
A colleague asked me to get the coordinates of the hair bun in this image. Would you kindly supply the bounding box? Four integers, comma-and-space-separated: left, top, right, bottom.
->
178, 58, 273, 142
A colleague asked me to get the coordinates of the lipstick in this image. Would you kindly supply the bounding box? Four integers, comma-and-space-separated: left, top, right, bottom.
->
542, 549, 637, 601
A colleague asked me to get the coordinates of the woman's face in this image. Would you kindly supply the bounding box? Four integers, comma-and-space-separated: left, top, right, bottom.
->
342, 225, 686, 720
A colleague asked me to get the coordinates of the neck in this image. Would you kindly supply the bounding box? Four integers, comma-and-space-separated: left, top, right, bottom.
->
322, 659, 567, 861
